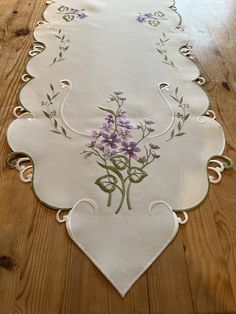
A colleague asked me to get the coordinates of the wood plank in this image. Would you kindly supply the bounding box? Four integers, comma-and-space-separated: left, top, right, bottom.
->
148, 238, 194, 314
0, 0, 236, 313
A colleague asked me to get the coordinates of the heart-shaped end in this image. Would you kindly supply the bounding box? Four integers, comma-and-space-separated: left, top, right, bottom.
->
63, 200, 180, 297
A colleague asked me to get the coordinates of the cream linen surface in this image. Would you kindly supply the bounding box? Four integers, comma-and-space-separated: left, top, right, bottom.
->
7, 0, 225, 296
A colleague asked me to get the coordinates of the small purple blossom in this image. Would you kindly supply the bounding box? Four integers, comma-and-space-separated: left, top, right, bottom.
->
118, 128, 132, 140
102, 123, 113, 133
146, 125, 156, 132
149, 143, 160, 150
152, 152, 160, 159
138, 156, 147, 163
137, 14, 147, 23
114, 90, 123, 96
121, 141, 141, 158
91, 129, 101, 139
95, 143, 104, 150
118, 120, 133, 129
105, 114, 114, 124
144, 119, 155, 125
86, 140, 96, 148
117, 109, 127, 118
102, 132, 120, 149
68, 8, 87, 19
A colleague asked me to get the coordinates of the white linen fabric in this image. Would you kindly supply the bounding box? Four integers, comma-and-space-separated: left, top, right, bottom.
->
7, 0, 226, 296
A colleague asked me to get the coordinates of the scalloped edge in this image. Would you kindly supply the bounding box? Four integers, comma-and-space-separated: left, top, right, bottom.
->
6, 0, 232, 213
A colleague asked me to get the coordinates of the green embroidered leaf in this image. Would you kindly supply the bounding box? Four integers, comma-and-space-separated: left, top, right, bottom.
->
50, 84, 54, 92
170, 129, 175, 139
157, 48, 163, 54
64, 46, 70, 51
61, 127, 68, 137
52, 58, 57, 64
43, 111, 50, 119
58, 6, 68, 12
46, 94, 51, 102
51, 92, 60, 100
98, 106, 115, 116
97, 162, 124, 182
170, 95, 179, 102
95, 175, 118, 193
127, 167, 148, 183
58, 29, 62, 34
55, 35, 62, 40
149, 19, 160, 27
59, 52, 63, 58
63, 14, 74, 22
176, 132, 186, 137
177, 121, 182, 131
156, 11, 165, 17
180, 96, 183, 104
54, 119, 58, 128
184, 113, 190, 121
175, 86, 179, 96
50, 130, 62, 134
110, 155, 129, 170
164, 54, 168, 61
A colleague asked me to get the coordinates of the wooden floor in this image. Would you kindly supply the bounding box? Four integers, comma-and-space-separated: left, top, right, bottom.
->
0, 0, 236, 313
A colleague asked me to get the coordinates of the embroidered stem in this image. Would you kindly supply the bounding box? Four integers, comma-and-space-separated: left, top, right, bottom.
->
126, 182, 132, 210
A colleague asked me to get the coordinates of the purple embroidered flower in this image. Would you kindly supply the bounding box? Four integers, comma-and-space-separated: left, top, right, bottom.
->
102, 123, 114, 133
118, 119, 133, 129
137, 14, 147, 23
118, 128, 132, 140
146, 125, 156, 132
114, 90, 123, 96
95, 143, 104, 150
77, 10, 88, 19
138, 156, 147, 163
121, 141, 141, 158
86, 140, 96, 148
152, 152, 160, 159
69, 8, 88, 19
102, 132, 120, 149
117, 109, 127, 118
103, 147, 111, 159
91, 129, 101, 139
144, 119, 155, 125
149, 143, 160, 150
105, 114, 115, 124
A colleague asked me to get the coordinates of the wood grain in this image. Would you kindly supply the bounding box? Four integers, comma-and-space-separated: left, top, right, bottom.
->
0, 0, 236, 313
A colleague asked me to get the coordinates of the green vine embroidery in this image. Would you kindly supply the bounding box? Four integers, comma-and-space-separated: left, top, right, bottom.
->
50, 29, 70, 66
41, 84, 71, 139
156, 33, 176, 68
81, 91, 160, 214
167, 87, 190, 141
57, 6, 88, 22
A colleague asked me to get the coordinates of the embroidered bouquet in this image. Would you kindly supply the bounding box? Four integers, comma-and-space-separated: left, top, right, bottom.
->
81, 91, 160, 214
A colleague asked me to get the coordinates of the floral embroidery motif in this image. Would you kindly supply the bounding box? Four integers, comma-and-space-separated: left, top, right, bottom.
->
156, 33, 176, 68
137, 11, 167, 27
42, 84, 71, 139
50, 29, 70, 66
57, 6, 88, 22
81, 91, 160, 214
167, 87, 190, 141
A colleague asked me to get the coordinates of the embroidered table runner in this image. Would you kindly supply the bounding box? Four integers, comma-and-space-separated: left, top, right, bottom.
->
7, 0, 232, 296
